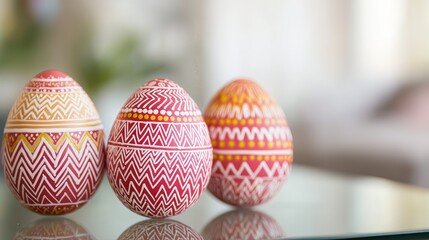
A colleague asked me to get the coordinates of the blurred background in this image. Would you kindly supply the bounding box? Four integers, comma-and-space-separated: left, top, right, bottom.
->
2, 0, 429, 186
2, 0, 429, 238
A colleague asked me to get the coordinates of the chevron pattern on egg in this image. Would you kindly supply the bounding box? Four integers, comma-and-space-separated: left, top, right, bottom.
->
107, 145, 212, 217
8, 91, 99, 121
107, 78, 212, 218
209, 125, 292, 141
206, 102, 286, 119
2, 131, 104, 214
204, 80, 286, 119
124, 88, 197, 112
208, 161, 291, 206
109, 120, 211, 148
121, 78, 199, 114
119, 220, 204, 240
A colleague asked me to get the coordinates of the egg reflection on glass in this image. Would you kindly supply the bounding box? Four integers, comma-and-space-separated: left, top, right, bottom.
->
107, 78, 212, 218
14, 218, 94, 240
204, 79, 293, 207
202, 210, 285, 240
119, 219, 204, 240
2, 70, 105, 215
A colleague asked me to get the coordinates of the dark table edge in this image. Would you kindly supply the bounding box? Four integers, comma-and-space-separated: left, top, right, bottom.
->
288, 229, 429, 240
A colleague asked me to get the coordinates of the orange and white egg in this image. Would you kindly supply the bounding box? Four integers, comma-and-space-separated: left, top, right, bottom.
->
204, 79, 293, 207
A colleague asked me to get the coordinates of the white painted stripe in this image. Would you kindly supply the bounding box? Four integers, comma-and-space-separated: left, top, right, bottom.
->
4, 126, 103, 133
116, 119, 206, 125
213, 149, 293, 155
25, 87, 82, 91
139, 86, 181, 90
32, 77, 74, 82
6, 123, 102, 129
108, 143, 212, 151
6, 122, 102, 127
6, 119, 101, 124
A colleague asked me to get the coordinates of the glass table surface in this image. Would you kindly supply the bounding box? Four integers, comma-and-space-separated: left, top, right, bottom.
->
2, 164, 429, 239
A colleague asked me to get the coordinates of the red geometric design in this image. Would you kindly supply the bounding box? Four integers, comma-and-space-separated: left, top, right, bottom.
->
2, 70, 105, 215
107, 78, 212, 218
209, 161, 290, 206
204, 79, 293, 207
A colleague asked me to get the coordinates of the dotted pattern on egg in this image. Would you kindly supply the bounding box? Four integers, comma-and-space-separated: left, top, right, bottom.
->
204, 79, 293, 207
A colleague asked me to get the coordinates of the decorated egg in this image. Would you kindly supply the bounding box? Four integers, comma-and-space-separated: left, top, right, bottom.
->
106, 78, 212, 218
204, 79, 293, 207
2, 70, 105, 215
202, 210, 285, 239
119, 219, 204, 240
14, 218, 94, 240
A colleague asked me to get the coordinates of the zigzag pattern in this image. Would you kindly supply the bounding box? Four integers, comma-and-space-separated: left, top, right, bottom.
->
109, 120, 211, 148
8, 92, 99, 121
209, 125, 292, 141
125, 88, 197, 112
202, 210, 285, 239
2, 131, 104, 214
122, 78, 198, 115
208, 161, 291, 206
119, 219, 203, 240
107, 146, 212, 217
107, 78, 212, 217
204, 79, 286, 119
211, 79, 277, 105
205, 103, 285, 119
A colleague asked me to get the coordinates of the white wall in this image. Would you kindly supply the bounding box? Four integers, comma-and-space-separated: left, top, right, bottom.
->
201, 0, 348, 121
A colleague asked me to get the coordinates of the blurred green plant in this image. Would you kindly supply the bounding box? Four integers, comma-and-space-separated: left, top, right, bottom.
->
0, 1, 166, 96
0, 1, 45, 69
76, 34, 165, 96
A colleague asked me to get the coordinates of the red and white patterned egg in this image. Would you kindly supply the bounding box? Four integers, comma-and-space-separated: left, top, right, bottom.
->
2, 70, 105, 215
204, 79, 293, 207
106, 78, 212, 218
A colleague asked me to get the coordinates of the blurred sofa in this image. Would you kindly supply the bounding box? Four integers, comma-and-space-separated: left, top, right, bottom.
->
294, 80, 429, 188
